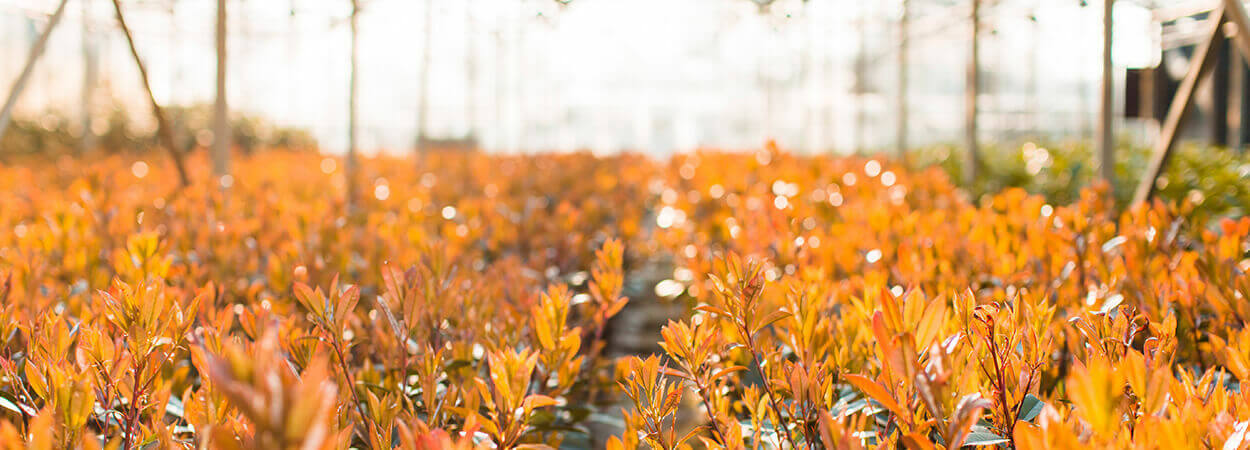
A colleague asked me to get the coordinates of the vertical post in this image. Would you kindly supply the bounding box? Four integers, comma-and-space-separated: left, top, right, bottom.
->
213, 0, 230, 180
1214, 35, 1231, 145
1141, 61, 1156, 133
1230, 48, 1245, 150
855, 5, 867, 153
465, 0, 477, 143
897, 0, 909, 162
495, 28, 506, 151
0, 0, 71, 142
1097, 0, 1115, 191
1221, 0, 1250, 71
764, 40, 774, 141
514, 0, 527, 152
81, 0, 97, 155
287, 0, 297, 121
347, 0, 360, 206
801, 0, 815, 152
1029, 11, 1040, 135
1221, 0, 1250, 151
964, 0, 981, 185
416, 0, 434, 155
112, 0, 190, 187
826, 3, 835, 151
762, 44, 773, 141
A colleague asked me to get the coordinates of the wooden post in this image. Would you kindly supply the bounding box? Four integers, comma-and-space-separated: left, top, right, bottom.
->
1097, 0, 1116, 192
897, 0, 909, 162
111, 0, 191, 187
213, 0, 230, 180
1222, 0, 1250, 69
0, 0, 70, 142
347, 0, 360, 207
964, 0, 981, 185
1216, 0, 1250, 150
1223, 0, 1250, 148
1132, 7, 1226, 205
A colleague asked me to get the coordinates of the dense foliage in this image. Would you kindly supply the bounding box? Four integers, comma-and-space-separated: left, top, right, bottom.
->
0, 148, 1248, 449
0, 105, 317, 159
914, 141, 1250, 218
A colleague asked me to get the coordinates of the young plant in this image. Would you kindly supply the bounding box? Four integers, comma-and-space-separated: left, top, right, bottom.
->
700, 254, 796, 448
617, 355, 702, 450
195, 330, 349, 449
656, 318, 743, 447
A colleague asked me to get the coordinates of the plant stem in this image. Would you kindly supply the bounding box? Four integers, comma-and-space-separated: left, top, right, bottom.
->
121, 359, 146, 450
746, 333, 799, 450
327, 331, 380, 444
693, 381, 728, 446
985, 330, 1015, 446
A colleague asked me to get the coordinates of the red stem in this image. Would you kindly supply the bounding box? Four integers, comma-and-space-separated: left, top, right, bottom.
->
746, 331, 800, 450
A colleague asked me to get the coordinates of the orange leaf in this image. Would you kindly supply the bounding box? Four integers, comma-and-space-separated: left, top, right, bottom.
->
901, 433, 936, 450
752, 310, 791, 336
844, 373, 906, 419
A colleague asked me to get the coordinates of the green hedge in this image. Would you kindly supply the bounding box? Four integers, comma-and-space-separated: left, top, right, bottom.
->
910, 141, 1250, 219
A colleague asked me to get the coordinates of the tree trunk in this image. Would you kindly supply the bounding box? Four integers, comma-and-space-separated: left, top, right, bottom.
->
111, 0, 191, 187
1097, 0, 1115, 193
347, 0, 360, 207
214, 0, 230, 180
81, 0, 97, 155
964, 0, 981, 186
897, 0, 909, 163
0, 0, 70, 142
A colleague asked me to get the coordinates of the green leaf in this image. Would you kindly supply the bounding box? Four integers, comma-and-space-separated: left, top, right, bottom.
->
1098, 294, 1124, 315
962, 425, 1008, 447
1017, 394, 1044, 422
445, 358, 474, 371
165, 396, 185, 419
528, 409, 557, 427
0, 394, 33, 417
565, 405, 592, 424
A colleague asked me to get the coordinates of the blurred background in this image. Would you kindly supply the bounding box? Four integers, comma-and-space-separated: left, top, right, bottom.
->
0, 0, 1221, 156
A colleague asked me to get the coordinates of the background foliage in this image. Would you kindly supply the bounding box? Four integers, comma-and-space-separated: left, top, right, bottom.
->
0, 148, 1247, 449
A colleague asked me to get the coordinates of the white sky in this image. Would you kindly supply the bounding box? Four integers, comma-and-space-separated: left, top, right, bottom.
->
1, 0, 1165, 154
